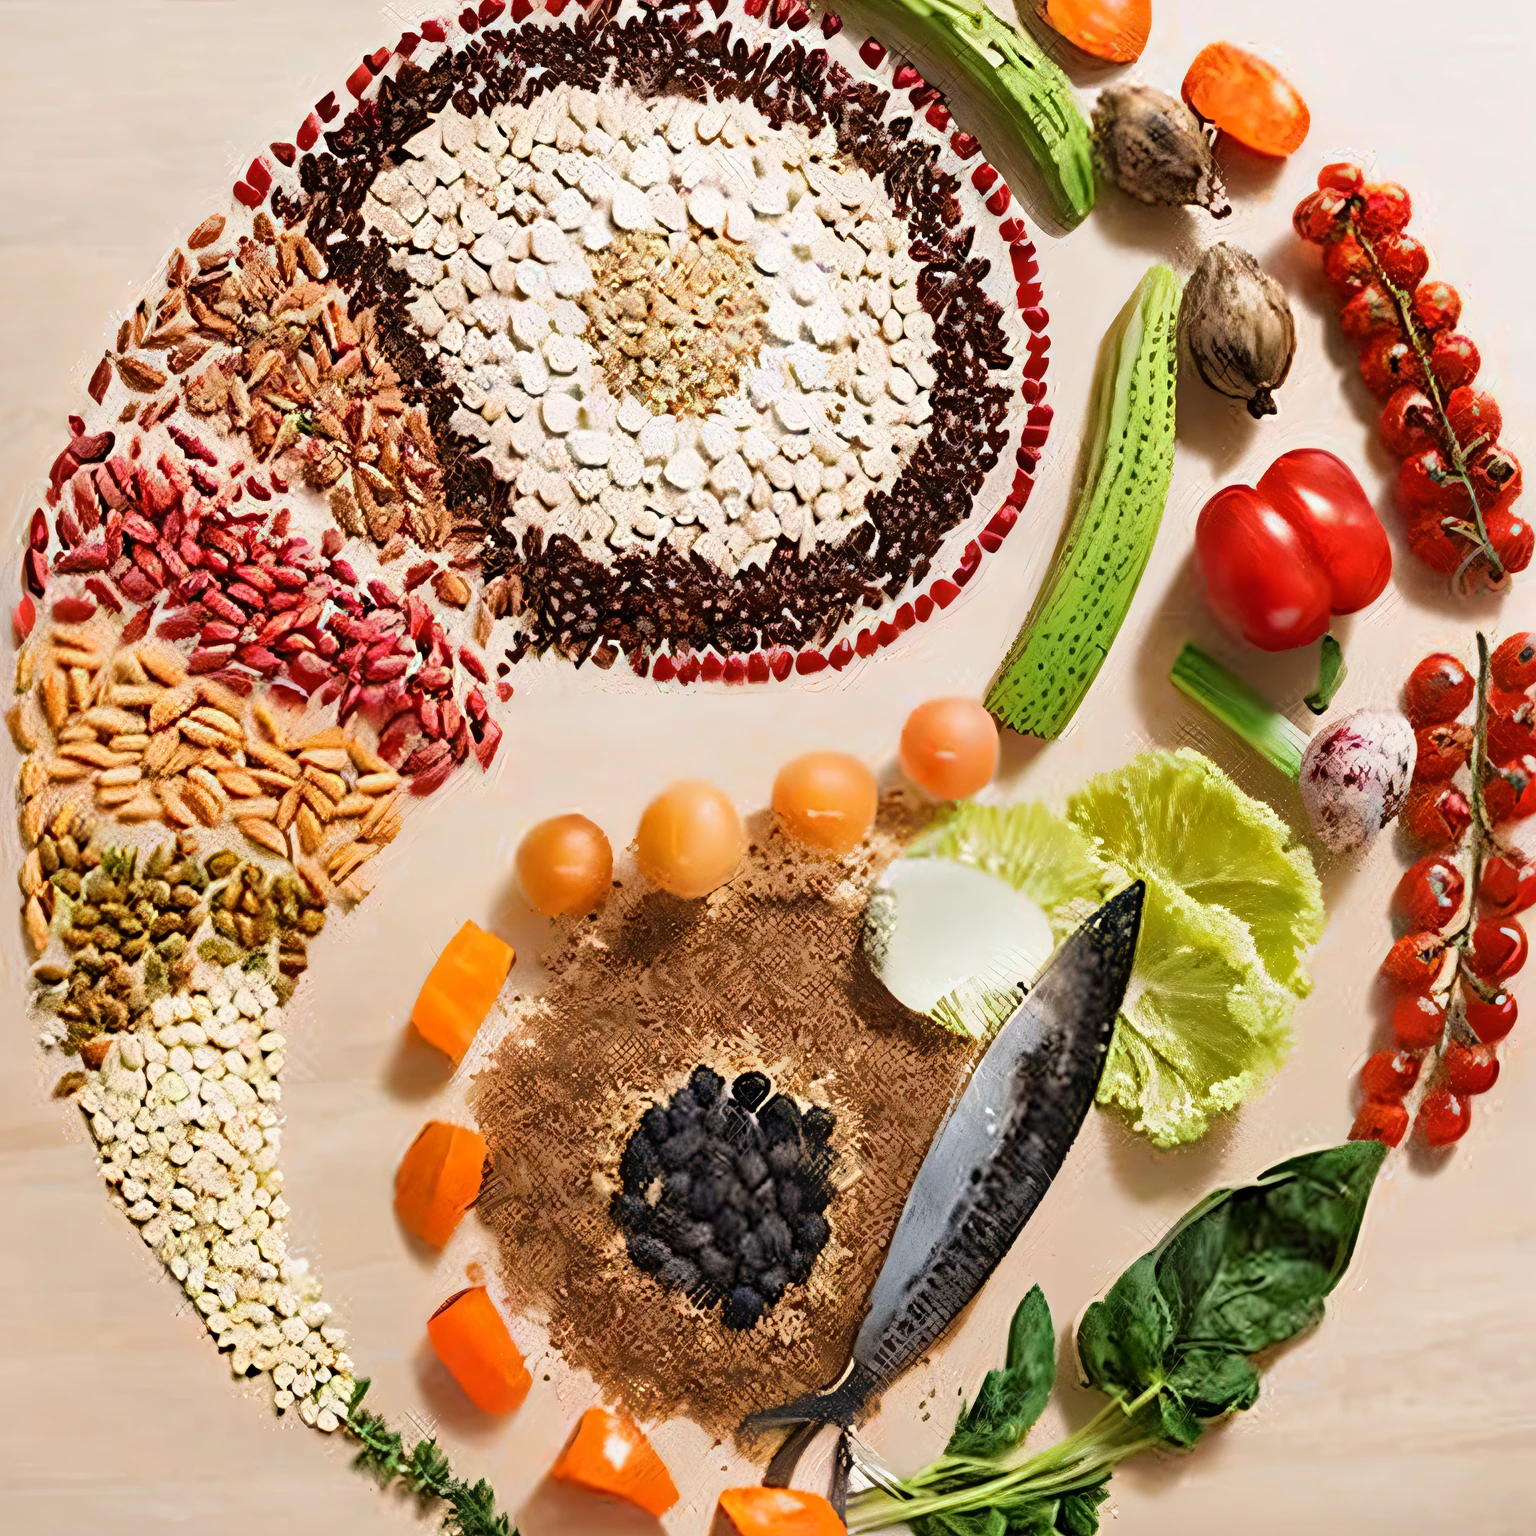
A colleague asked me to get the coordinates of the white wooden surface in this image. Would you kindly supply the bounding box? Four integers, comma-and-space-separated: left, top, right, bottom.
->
1, 2, 1533, 1533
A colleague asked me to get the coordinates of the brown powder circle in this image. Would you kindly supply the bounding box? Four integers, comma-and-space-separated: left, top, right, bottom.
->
472, 797, 976, 1440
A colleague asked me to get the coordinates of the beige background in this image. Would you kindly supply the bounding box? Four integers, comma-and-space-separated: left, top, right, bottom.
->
2, 1, 1533, 1533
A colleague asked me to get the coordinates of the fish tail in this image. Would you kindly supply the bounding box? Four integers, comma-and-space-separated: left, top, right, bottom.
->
740, 1361, 880, 1438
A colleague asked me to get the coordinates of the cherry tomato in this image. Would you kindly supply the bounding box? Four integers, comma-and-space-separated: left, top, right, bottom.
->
1195, 486, 1330, 651
1397, 447, 1470, 520
1256, 450, 1393, 614
1393, 991, 1446, 1051
1468, 442, 1523, 516
773, 752, 878, 855
1292, 189, 1346, 243
1480, 855, 1536, 917
1490, 632, 1536, 691
1417, 1087, 1471, 1146
1360, 1048, 1423, 1101
1323, 236, 1373, 299
1379, 387, 1438, 458
1404, 652, 1474, 726
1445, 388, 1502, 450
1317, 162, 1364, 195
1375, 234, 1428, 288
1429, 332, 1480, 391
516, 814, 614, 917
1405, 507, 1464, 575
1443, 1041, 1500, 1096
1393, 854, 1465, 931
1487, 700, 1536, 763
1350, 1100, 1409, 1148
1469, 916, 1527, 980
1381, 931, 1447, 990
1340, 284, 1400, 344
1464, 984, 1517, 1043
1412, 279, 1461, 333
1412, 723, 1473, 783
1361, 335, 1426, 397
1482, 757, 1536, 824
1360, 181, 1411, 237
900, 699, 999, 800
1485, 507, 1534, 576
1402, 784, 1471, 850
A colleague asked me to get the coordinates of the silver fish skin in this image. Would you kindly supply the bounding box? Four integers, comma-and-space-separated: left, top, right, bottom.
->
745, 880, 1144, 1440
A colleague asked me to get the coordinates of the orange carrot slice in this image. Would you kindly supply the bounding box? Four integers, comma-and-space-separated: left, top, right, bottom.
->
411, 919, 514, 1064
394, 1120, 488, 1247
712, 1487, 847, 1535
427, 1285, 531, 1414
550, 1406, 679, 1518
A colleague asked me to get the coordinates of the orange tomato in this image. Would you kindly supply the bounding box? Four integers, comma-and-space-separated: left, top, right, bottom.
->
636, 780, 744, 898
517, 813, 613, 917
1183, 42, 1310, 158
773, 752, 878, 855
550, 1406, 679, 1517
900, 699, 1000, 800
1040, 0, 1150, 63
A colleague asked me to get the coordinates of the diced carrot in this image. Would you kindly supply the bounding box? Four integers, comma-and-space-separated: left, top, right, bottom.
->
394, 1120, 488, 1247
411, 919, 514, 1064
427, 1285, 531, 1414
712, 1487, 847, 1535
549, 1406, 679, 1518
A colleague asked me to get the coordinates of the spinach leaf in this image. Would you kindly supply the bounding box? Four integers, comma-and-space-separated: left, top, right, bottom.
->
912, 1508, 1010, 1536
1077, 1141, 1386, 1446
1075, 1255, 1174, 1407
947, 1286, 1057, 1458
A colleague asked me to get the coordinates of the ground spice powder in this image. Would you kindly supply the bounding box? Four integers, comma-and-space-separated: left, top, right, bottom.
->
472, 797, 975, 1439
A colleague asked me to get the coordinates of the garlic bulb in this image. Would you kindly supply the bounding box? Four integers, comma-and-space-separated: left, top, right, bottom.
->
1091, 85, 1231, 217
1179, 243, 1297, 418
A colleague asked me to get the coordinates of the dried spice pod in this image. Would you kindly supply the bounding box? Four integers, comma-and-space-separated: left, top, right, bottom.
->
1179, 243, 1296, 418
1092, 85, 1230, 218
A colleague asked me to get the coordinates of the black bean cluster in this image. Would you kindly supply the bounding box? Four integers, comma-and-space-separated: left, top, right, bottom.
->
612, 1066, 837, 1331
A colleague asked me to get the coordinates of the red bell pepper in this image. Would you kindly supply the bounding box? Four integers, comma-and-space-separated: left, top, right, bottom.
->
1196, 449, 1392, 652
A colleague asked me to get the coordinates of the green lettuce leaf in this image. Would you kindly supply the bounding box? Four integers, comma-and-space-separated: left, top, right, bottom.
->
1067, 749, 1324, 998
1094, 876, 1294, 1148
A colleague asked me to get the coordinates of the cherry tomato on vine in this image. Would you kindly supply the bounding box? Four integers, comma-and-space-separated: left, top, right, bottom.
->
1491, 632, 1536, 691
1402, 784, 1472, 849
1324, 236, 1373, 299
1397, 448, 1470, 520
1360, 1049, 1423, 1101
1317, 161, 1364, 195
1361, 335, 1426, 397
1404, 652, 1475, 726
1379, 387, 1438, 458
1350, 1100, 1409, 1147
1443, 1041, 1500, 1096
1392, 991, 1446, 1051
1488, 700, 1536, 762
1464, 985, 1517, 1043
1469, 916, 1528, 981
1359, 181, 1411, 237
1413, 723, 1473, 783
1429, 332, 1480, 391
1417, 1087, 1472, 1146
1480, 855, 1536, 917
1412, 279, 1461, 333
1340, 285, 1400, 344
1482, 757, 1536, 824
1445, 387, 1502, 449
1485, 507, 1535, 575
1382, 931, 1447, 989
1405, 508, 1464, 576
1393, 854, 1465, 931
1375, 234, 1428, 288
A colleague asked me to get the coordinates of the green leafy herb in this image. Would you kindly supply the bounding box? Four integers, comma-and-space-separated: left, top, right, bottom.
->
846, 1142, 1386, 1534
344, 1379, 516, 1536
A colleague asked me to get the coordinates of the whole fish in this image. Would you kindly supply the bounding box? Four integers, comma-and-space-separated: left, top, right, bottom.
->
745, 880, 1144, 1460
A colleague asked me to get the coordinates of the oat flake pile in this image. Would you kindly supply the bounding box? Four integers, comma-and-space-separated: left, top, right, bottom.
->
6, 0, 1039, 1494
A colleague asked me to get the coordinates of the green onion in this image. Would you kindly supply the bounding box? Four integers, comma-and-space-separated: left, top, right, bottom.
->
1170, 642, 1308, 780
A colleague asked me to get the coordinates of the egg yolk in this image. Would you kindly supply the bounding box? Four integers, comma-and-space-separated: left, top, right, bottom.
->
773, 752, 878, 855
516, 813, 614, 917
635, 780, 745, 899
900, 698, 1000, 800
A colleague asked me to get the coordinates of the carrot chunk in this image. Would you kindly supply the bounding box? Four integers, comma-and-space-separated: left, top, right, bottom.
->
411, 919, 514, 1064
549, 1406, 679, 1518
712, 1487, 848, 1535
394, 1119, 488, 1247
427, 1286, 531, 1414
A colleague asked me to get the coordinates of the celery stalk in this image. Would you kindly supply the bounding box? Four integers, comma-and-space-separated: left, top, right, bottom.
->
1170, 643, 1308, 780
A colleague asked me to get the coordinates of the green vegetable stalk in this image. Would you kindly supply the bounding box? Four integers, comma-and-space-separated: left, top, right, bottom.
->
987, 265, 1181, 739
846, 1141, 1387, 1534
1170, 642, 1310, 779
879, 0, 1096, 227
